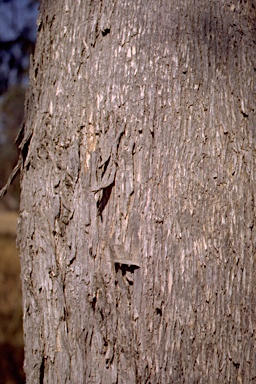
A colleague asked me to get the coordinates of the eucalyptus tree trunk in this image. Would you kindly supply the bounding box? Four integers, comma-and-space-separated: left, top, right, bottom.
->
18, 1, 256, 383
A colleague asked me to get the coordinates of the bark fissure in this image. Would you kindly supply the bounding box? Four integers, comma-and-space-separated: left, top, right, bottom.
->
39, 357, 45, 384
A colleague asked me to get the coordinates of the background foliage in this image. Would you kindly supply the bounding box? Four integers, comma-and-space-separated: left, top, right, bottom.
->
0, 1, 38, 383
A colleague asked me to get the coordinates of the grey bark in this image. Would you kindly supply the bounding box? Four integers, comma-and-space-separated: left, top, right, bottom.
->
18, 1, 256, 383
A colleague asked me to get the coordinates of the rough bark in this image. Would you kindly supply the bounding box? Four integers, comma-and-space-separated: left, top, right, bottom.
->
18, 0, 256, 383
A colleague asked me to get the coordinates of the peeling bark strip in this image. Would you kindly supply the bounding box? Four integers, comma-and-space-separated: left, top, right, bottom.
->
0, 121, 33, 199
18, 0, 256, 383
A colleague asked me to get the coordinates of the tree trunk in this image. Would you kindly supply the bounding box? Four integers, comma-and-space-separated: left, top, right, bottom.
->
18, 1, 256, 383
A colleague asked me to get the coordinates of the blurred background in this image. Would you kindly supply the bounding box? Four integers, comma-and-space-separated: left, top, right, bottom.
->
0, 0, 38, 382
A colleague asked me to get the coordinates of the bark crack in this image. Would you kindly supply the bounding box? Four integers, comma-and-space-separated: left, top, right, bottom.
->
39, 356, 45, 384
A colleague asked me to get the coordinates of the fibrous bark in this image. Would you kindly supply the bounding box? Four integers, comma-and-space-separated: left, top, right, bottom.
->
18, 1, 256, 383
